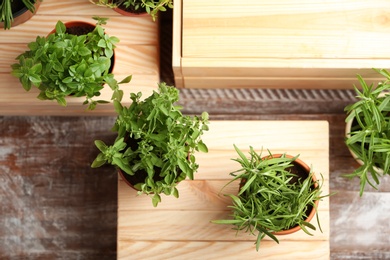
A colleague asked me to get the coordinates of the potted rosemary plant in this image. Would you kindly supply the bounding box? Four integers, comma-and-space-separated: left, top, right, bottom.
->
89, 0, 173, 21
212, 145, 327, 251
344, 68, 390, 196
91, 83, 209, 207
0, 0, 40, 30
11, 17, 129, 110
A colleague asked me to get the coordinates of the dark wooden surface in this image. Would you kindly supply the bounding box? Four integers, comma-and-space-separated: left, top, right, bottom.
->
1, 8, 390, 260
1, 96, 390, 259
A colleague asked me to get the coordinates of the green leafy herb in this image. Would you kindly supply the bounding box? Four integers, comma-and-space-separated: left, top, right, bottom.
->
212, 146, 329, 251
91, 83, 209, 206
11, 18, 129, 109
89, 0, 173, 21
344, 68, 390, 196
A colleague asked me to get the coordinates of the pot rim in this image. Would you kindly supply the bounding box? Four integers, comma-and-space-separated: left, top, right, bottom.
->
0, 0, 41, 29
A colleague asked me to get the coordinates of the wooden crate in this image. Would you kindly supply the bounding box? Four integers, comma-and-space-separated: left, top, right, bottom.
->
0, 0, 160, 115
173, 0, 390, 89
118, 120, 330, 259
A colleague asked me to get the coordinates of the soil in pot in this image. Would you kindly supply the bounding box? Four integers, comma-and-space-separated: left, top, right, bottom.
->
113, 2, 148, 16
65, 23, 95, 35
10, 0, 30, 17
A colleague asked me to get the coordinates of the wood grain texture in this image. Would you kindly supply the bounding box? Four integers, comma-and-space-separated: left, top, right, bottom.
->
182, 0, 390, 59
118, 121, 330, 259
177, 88, 357, 115
0, 3, 389, 258
0, 0, 160, 116
118, 241, 330, 260
1, 112, 390, 259
0, 116, 118, 259
171, 0, 183, 88
173, 0, 390, 89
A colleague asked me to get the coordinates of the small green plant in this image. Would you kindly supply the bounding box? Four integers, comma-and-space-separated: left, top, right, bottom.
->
91, 83, 209, 206
89, 0, 117, 8
0, 0, 38, 30
344, 68, 390, 196
212, 146, 327, 251
11, 17, 130, 110
89, 0, 173, 21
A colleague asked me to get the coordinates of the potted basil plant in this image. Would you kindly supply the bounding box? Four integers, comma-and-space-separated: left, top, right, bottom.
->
11, 17, 129, 110
344, 68, 390, 196
0, 0, 40, 30
212, 145, 328, 251
91, 83, 210, 207
89, 0, 173, 21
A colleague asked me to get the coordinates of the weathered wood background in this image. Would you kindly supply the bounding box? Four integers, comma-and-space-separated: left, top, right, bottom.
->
1, 4, 390, 260
2, 90, 390, 259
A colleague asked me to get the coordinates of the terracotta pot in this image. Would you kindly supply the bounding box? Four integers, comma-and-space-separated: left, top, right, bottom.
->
240, 154, 319, 236
47, 21, 115, 74
48, 21, 95, 36
0, 0, 41, 29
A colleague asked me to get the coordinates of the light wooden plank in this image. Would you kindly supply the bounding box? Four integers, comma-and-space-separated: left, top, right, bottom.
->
182, 0, 390, 59
181, 77, 364, 89
118, 179, 330, 211
172, 0, 184, 88
174, 0, 390, 89
0, 15, 158, 45
1, 44, 159, 76
200, 121, 328, 150
195, 152, 329, 180
0, 0, 160, 115
118, 121, 330, 258
181, 58, 388, 77
179, 58, 384, 89
118, 209, 329, 241
0, 44, 159, 115
118, 241, 330, 260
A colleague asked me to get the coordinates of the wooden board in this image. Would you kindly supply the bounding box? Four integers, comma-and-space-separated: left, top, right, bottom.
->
117, 120, 330, 259
172, 0, 390, 89
0, 0, 160, 115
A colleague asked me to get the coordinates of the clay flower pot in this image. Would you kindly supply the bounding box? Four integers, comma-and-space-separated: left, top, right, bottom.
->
48, 20, 95, 35
0, 0, 41, 29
